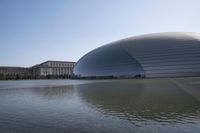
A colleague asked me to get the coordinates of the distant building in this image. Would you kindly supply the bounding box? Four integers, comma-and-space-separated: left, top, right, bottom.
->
0, 67, 28, 76
0, 60, 76, 80
31, 61, 76, 77
0, 67, 30, 79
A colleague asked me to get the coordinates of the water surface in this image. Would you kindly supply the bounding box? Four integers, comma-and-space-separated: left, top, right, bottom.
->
0, 78, 200, 133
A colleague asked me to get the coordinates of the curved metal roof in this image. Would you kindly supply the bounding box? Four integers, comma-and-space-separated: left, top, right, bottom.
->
74, 32, 200, 78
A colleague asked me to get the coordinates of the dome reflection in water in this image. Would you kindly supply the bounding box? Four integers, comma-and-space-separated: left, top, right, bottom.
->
76, 78, 200, 124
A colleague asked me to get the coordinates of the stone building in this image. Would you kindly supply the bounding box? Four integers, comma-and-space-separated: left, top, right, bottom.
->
0, 60, 76, 80
0, 67, 28, 76
0, 67, 29, 79
31, 61, 76, 77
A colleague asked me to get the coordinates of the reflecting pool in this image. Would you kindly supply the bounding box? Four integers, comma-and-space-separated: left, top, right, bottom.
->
0, 78, 200, 133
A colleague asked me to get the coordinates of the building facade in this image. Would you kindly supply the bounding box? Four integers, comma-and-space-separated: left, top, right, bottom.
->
74, 32, 200, 78
0, 67, 29, 79
0, 61, 76, 80
31, 61, 76, 77
0, 67, 28, 76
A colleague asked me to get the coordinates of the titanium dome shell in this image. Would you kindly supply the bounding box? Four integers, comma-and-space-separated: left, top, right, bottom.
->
74, 32, 200, 78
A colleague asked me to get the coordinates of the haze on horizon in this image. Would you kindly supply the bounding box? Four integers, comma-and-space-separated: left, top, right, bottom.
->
0, 0, 200, 67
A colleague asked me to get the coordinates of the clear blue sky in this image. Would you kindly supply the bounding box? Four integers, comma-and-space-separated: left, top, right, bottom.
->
0, 0, 200, 67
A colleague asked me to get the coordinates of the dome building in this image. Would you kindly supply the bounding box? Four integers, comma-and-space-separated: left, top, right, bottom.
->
74, 32, 200, 78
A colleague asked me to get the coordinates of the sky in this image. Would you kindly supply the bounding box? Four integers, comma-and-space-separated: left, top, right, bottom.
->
0, 0, 200, 67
